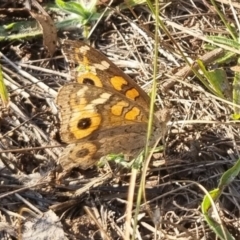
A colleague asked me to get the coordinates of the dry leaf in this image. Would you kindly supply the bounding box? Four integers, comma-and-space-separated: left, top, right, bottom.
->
30, 11, 57, 56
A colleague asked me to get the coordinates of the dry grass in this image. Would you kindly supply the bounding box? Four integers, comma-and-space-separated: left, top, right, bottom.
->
0, 0, 240, 239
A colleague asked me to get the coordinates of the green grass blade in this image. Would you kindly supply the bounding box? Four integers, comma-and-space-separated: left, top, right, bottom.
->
218, 158, 240, 188
0, 64, 9, 108
214, 51, 236, 64
204, 213, 235, 240
209, 0, 237, 40
207, 36, 240, 49
232, 58, 240, 118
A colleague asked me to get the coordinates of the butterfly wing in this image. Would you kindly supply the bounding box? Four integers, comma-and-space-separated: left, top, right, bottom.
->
62, 40, 151, 110
56, 83, 161, 170
59, 133, 150, 171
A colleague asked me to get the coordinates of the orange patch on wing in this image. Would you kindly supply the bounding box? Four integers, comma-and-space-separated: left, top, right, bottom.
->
110, 76, 127, 91
126, 88, 139, 101
125, 107, 140, 120
111, 100, 129, 116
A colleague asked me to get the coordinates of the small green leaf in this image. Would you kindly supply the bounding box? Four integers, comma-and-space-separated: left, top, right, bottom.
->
231, 113, 240, 120
56, 0, 89, 17
201, 188, 220, 213
197, 60, 230, 98
207, 68, 230, 98
97, 154, 129, 168
201, 159, 240, 240
3, 22, 17, 30
218, 158, 240, 188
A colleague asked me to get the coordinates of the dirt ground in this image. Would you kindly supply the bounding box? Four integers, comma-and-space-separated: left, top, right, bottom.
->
0, 0, 240, 239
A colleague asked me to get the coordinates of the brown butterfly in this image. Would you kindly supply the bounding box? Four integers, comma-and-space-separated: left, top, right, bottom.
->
56, 40, 164, 173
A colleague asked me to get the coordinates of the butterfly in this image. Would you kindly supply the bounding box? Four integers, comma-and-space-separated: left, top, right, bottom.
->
56, 40, 165, 173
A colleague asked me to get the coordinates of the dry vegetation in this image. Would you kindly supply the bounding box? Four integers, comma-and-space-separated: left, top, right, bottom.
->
0, 0, 240, 239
